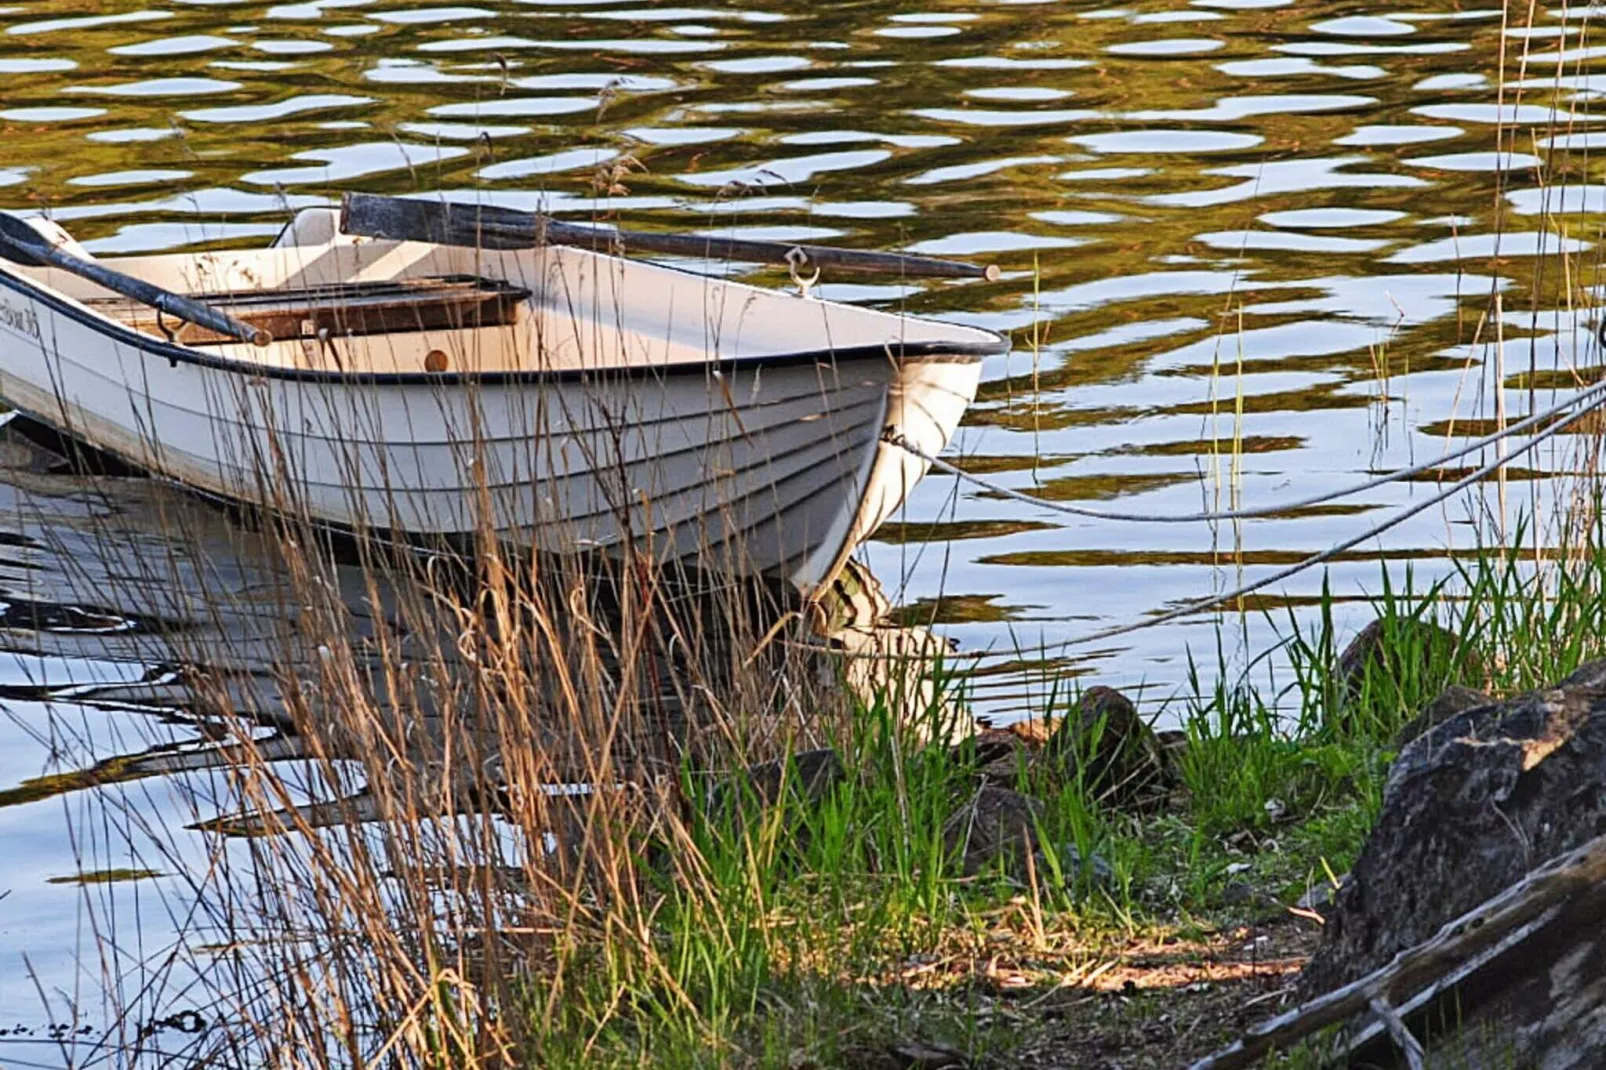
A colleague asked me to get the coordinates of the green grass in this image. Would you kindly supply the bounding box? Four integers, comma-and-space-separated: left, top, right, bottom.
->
133, 496, 1606, 1070
497, 505, 1606, 1069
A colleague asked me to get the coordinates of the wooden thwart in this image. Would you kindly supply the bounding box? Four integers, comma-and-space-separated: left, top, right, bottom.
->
92, 276, 530, 346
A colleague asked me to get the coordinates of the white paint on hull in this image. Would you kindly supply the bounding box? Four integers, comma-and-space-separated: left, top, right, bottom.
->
0, 208, 999, 595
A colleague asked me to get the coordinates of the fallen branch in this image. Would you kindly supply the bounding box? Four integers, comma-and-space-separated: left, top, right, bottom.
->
1189, 831, 1606, 1070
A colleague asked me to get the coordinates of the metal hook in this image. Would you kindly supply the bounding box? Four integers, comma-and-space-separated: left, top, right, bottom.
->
155, 304, 176, 345
154, 303, 180, 366
785, 246, 820, 299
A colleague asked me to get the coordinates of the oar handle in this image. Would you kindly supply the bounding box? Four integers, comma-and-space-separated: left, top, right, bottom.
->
340, 192, 1002, 281
0, 218, 271, 348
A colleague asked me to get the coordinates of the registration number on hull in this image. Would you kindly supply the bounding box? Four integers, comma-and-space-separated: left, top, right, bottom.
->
0, 297, 40, 340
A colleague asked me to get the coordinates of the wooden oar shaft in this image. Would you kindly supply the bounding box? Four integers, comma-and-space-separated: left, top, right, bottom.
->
0, 216, 271, 348
47, 247, 273, 348
341, 192, 1001, 281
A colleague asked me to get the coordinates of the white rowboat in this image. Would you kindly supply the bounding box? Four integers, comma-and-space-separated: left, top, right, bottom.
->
0, 206, 1004, 595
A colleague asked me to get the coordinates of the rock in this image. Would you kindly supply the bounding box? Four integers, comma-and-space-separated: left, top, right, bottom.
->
887, 1041, 970, 1070
642, 749, 844, 875
744, 748, 845, 806
1222, 880, 1258, 906
844, 1040, 971, 1070
1155, 727, 1189, 759
1047, 686, 1173, 808
1380, 687, 1513, 807
1391, 683, 1491, 750
706, 748, 845, 828
1334, 617, 1483, 712
962, 693, 1172, 810
969, 718, 1056, 785
942, 784, 1045, 876
1301, 658, 1606, 998
1059, 842, 1114, 887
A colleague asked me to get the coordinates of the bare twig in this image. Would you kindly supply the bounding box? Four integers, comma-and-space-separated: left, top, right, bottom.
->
1190, 832, 1606, 1069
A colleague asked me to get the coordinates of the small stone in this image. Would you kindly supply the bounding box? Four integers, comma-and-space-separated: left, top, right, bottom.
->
942, 784, 1045, 876
1392, 684, 1492, 749
888, 1040, 970, 1070
1155, 728, 1188, 758
1058, 842, 1114, 887
1222, 879, 1257, 906
1047, 686, 1174, 809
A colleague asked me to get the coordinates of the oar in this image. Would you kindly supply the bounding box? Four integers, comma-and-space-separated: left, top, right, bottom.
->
0, 213, 271, 347
340, 192, 1002, 282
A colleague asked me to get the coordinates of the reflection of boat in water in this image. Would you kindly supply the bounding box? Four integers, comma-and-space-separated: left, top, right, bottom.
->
0, 423, 960, 830
0, 206, 1003, 596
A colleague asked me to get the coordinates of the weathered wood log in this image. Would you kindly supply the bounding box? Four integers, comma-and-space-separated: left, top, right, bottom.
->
339, 191, 1002, 281
1189, 832, 1606, 1069
1341, 887, 1606, 1067
0, 211, 272, 347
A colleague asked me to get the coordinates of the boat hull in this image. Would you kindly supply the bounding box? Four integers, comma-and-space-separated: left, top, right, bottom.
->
0, 244, 989, 595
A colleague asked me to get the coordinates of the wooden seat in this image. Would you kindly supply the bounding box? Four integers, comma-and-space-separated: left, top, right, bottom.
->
89, 275, 530, 347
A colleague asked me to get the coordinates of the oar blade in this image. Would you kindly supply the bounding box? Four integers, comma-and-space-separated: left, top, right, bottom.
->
0, 213, 50, 268
341, 193, 541, 251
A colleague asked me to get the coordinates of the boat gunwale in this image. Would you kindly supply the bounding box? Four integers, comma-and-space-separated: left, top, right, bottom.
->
0, 262, 1007, 386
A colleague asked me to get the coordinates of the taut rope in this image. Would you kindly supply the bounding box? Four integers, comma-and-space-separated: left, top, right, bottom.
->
873, 384, 1606, 656
886, 377, 1606, 526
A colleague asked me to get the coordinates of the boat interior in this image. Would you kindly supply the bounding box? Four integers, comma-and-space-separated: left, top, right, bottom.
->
5, 208, 1000, 378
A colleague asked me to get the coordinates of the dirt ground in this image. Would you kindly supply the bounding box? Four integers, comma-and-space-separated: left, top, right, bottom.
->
851, 913, 1324, 1070
1018, 916, 1319, 1069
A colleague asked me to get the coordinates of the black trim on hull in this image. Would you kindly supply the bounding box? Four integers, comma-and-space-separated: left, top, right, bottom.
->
0, 267, 1007, 386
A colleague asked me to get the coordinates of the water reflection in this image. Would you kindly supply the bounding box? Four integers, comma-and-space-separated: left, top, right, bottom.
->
0, 419, 933, 816
0, 416, 957, 1054
2, 0, 1605, 1048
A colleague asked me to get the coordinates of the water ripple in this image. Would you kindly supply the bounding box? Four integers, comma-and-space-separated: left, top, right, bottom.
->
0, 0, 1593, 721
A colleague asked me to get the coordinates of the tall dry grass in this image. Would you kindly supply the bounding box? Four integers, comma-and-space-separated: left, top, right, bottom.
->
10, 369, 974, 1069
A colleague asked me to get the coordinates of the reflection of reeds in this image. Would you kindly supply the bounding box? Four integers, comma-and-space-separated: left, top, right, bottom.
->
5, 309, 973, 1065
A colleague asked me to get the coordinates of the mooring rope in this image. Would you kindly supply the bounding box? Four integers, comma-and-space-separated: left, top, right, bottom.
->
859, 383, 1606, 659
886, 375, 1606, 525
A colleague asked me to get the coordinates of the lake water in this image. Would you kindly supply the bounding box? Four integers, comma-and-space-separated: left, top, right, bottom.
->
0, 0, 1598, 1059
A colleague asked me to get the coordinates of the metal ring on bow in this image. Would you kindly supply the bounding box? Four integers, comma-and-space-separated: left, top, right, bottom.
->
785, 246, 821, 299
